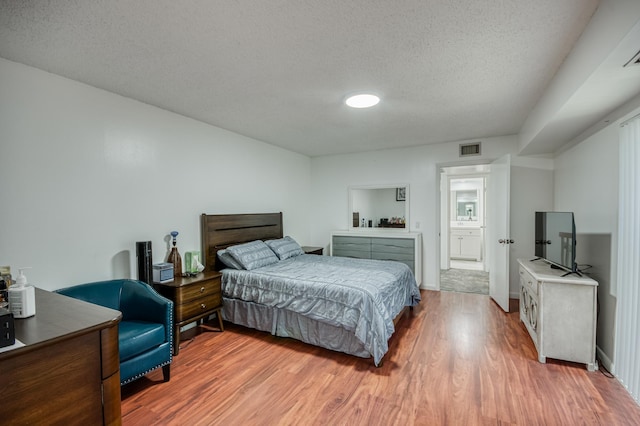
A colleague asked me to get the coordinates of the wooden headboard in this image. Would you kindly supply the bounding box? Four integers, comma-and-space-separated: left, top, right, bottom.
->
200, 212, 283, 271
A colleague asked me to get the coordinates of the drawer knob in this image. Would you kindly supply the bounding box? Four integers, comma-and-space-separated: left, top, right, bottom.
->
200, 286, 205, 293
200, 303, 206, 309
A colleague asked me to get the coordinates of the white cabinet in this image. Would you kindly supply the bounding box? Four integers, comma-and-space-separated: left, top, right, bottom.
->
331, 231, 422, 286
450, 228, 481, 260
518, 259, 598, 371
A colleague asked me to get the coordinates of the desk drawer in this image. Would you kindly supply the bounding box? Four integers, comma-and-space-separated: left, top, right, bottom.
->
176, 292, 222, 321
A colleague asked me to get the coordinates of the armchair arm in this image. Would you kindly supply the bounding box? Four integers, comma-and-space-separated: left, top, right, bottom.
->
120, 280, 174, 343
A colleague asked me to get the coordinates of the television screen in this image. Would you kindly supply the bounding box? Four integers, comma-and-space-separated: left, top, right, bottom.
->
534, 211, 576, 273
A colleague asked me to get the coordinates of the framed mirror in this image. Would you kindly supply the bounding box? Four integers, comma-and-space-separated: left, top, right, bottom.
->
348, 184, 409, 230
449, 176, 484, 226
454, 189, 478, 221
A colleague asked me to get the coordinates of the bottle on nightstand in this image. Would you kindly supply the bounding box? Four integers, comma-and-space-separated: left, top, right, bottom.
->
167, 231, 182, 277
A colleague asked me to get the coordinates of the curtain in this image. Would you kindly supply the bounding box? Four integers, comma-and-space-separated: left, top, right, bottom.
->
614, 113, 640, 403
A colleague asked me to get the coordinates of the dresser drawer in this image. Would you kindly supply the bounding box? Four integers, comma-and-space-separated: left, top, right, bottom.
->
371, 251, 414, 262
371, 238, 414, 255
372, 237, 414, 248
333, 236, 371, 246
333, 236, 370, 258
370, 257, 415, 271
333, 248, 372, 259
332, 236, 371, 255
175, 292, 222, 322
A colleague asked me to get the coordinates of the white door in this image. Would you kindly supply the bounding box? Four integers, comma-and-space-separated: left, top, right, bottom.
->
439, 172, 450, 271
488, 154, 511, 312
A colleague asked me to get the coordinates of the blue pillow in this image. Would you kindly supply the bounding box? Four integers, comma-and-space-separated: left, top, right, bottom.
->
227, 240, 280, 270
265, 236, 305, 260
217, 249, 244, 270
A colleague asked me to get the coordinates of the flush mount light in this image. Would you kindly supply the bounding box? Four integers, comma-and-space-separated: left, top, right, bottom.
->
345, 93, 380, 108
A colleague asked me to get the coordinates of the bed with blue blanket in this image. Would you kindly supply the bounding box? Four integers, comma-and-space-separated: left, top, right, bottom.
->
200, 213, 421, 366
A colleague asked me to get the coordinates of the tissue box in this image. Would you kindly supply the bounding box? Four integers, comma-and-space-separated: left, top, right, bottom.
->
184, 251, 201, 274
153, 263, 174, 283
0, 307, 15, 348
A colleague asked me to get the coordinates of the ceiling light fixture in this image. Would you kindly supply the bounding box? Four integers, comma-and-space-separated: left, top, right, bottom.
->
345, 93, 380, 108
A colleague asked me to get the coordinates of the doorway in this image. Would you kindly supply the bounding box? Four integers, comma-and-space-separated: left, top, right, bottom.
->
439, 165, 490, 295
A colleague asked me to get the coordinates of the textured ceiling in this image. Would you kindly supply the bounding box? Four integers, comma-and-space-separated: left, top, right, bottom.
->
0, 0, 607, 156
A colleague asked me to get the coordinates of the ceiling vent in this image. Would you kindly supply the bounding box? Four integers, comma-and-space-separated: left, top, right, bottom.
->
459, 142, 481, 157
624, 50, 640, 67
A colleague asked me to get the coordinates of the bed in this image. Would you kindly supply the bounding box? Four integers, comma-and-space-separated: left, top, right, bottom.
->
200, 212, 421, 366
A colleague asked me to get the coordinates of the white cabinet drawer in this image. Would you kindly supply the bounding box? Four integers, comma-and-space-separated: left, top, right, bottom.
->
451, 228, 481, 237
519, 266, 538, 295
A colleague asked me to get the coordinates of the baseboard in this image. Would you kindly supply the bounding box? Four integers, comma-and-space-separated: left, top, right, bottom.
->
596, 345, 614, 374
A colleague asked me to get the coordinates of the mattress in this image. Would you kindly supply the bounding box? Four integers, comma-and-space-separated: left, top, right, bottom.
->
221, 254, 421, 365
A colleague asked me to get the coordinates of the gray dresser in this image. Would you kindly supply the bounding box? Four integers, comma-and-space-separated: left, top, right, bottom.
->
331, 231, 422, 286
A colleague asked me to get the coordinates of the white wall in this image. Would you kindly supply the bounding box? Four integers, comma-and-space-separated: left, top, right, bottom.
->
508, 161, 554, 297
554, 122, 620, 286
0, 58, 311, 290
310, 137, 519, 289
553, 114, 627, 370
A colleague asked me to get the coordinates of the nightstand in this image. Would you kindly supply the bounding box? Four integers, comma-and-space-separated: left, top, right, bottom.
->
153, 271, 223, 355
302, 246, 323, 255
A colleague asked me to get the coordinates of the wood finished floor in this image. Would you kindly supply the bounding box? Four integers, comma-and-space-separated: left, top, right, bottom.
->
121, 290, 640, 425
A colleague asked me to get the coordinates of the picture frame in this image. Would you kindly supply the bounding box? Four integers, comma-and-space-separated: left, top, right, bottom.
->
396, 187, 406, 201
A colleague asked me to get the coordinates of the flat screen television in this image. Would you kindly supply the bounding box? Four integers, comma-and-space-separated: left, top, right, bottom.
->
534, 211, 579, 275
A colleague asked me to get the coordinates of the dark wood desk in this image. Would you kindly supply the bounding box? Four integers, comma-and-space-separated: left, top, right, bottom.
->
0, 288, 122, 425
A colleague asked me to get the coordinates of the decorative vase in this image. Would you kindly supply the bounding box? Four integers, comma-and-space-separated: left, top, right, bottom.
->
167, 231, 182, 277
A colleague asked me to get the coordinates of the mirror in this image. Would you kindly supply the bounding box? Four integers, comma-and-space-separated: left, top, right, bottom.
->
449, 177, 484, 225
349, 185, 409, 230
455, 190, 478, 221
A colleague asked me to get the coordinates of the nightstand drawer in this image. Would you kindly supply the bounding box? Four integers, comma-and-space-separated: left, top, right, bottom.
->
176, 292, 222, 322
177, 279, 220, 304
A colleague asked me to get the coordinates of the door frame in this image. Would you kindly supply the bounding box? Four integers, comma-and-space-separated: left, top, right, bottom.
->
435, 161, 491, 291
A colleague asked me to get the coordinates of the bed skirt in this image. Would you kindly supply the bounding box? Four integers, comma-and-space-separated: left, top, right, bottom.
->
222, 296, 372, 360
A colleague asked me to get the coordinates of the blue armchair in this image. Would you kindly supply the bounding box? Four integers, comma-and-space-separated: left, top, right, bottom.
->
56, 279, 173, 385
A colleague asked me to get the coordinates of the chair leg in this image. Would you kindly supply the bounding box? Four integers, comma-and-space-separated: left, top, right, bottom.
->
162, 364, 171, 382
